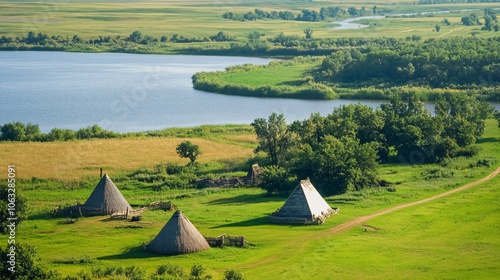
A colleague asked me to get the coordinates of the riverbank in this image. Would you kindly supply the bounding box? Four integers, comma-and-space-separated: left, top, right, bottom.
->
192, 55, 500, 102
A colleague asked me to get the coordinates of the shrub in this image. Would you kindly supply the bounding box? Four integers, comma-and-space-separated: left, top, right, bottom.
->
422, 167, 454, 180
259, 165, 295, 194
224, 269, 245, 280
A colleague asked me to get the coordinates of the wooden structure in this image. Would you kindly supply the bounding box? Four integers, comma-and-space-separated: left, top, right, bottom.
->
268, 179, 337, 225
246, 163, 263, 184
205, 234, 246, 248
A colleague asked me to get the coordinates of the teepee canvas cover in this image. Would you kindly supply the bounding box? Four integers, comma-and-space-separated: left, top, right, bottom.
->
269, 179, 335, 225
82, 174, 132, 215
146, 210, 210, 255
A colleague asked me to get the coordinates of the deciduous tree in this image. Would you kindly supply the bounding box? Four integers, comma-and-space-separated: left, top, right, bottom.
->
251, 113, 292, 166
176, 141, 202, 164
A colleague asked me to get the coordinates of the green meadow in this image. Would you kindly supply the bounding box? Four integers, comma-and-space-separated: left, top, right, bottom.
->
2, 0, 500, 279
1, 0, 500, 43
11, 119, 500, 279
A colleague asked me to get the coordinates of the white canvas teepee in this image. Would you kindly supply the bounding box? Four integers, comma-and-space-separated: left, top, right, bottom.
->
146, 210, 210, 255
269, 179, 335, 224
82, 174, 132, 215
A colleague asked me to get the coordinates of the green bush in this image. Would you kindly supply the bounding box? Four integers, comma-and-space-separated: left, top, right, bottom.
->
422, 167, 455, 180
224, 269, 244, 280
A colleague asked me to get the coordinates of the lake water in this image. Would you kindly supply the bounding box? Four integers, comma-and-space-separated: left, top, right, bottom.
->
331, 16, 385, 29
0, 52, 497, 133
0, 51, 380, 132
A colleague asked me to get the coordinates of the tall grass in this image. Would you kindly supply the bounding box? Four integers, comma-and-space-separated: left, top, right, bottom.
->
0, 137, 254, 180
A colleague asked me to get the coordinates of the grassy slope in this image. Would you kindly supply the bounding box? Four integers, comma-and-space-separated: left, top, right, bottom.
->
15, 119, 500, 279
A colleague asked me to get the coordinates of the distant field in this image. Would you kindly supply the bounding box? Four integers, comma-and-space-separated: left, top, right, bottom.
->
1, 0, 499, 43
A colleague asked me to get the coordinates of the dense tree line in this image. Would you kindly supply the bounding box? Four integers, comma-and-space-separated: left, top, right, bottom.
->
222, 6, 378, 22
0, 123, 120, 142
3, 29, 499, 59
419, 0, 500, 3
253, 93, 493, 195
0, 30, 234, 50
318, 37, 500, 88
460, 10, 499, 31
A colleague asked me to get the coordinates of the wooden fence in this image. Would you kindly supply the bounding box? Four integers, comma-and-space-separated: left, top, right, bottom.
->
205, 234, 245, 248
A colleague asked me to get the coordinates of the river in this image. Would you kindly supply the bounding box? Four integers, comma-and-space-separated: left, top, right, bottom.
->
0, 51, 386, 133
0, 52, 497, 133
331, 16, 385, 29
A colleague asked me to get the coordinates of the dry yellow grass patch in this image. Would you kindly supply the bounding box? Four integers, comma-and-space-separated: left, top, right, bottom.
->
0, 138, 253, 180
223, 134, 258, 144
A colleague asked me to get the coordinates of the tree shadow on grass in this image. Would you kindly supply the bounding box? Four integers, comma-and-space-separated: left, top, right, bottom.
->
277, 80, 304, 86
98, 246, 158, 260
205, 193, 286, 205
210, 216, 269, 229
476, 137, 499, 144
28, 212, 58, 221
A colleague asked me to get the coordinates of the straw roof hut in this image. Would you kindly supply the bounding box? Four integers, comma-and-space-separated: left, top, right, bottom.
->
146, 210, 210, 255
82, 174, 132, 215
268, 179, 335, 225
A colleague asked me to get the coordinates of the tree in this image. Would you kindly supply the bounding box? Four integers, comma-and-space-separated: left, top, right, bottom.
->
225, 269, 245, 280
0, 186, 28, 234
24, 123, 40, 141
435, 93, 493, 146
303, 28, 313, 39
210, 31, 232, 42
0, 243, 59, 280
127, 30, 143, 43
0, 122, 41, 141
0, 122, 26, 141
251, 113, 292, 166
248, 31, 262, 42
176, 141, 202, 164
289, 136, 379, 195
259, 165, 294, 194
348, 7, 359, 16
381, 93, 443, 163
435, 24, 441, 32
461, 13, 481, 26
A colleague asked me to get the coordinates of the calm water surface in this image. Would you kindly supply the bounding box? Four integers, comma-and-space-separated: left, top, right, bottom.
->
0, 51, 377, 132
1, 52, 496, 133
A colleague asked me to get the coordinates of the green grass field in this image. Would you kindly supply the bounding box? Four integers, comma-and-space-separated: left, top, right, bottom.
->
216, 58, 322, 87
13, 119, 500, 279
3, 1, 500, 279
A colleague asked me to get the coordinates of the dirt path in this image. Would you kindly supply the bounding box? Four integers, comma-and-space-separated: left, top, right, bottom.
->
325, 165, 500, 235
241, 166, 500, 269
437, 27, 463, 38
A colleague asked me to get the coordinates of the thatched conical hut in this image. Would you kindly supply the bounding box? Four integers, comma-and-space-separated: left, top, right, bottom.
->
82, 174, 132, 215
268, 179, 335, 225
146, 210, 210, 255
